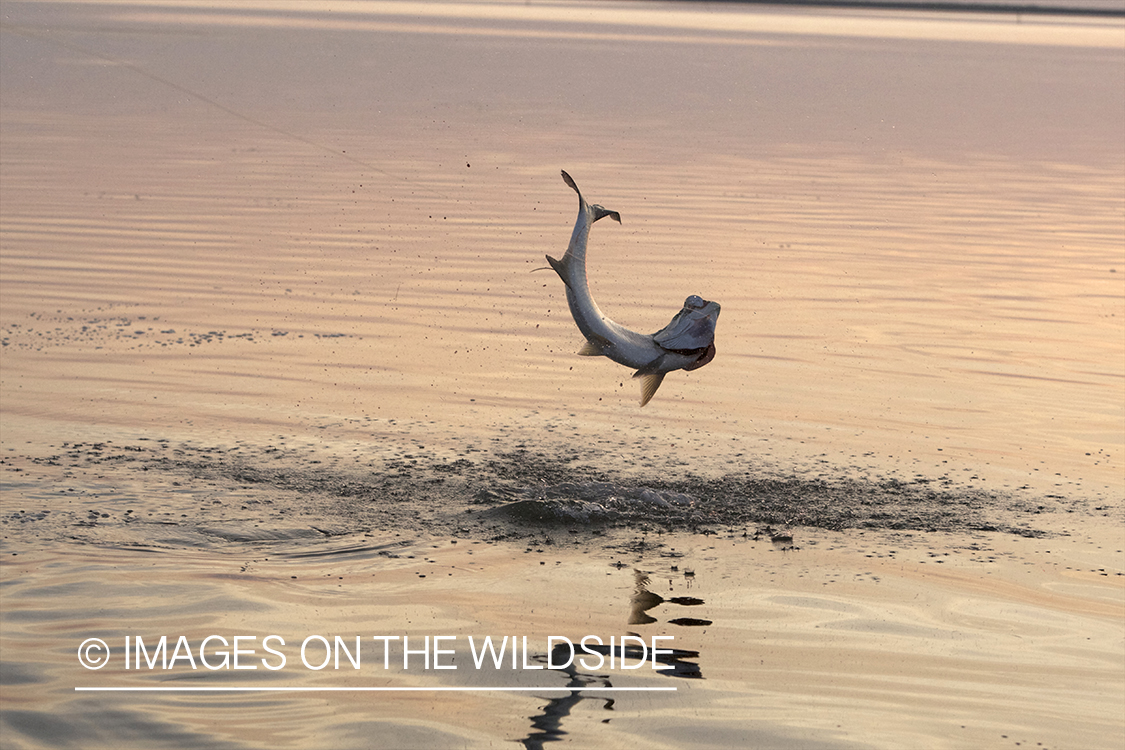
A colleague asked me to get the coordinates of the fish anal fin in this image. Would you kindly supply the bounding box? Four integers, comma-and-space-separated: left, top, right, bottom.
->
577, 336, 612, 357
636, 372, 666, 407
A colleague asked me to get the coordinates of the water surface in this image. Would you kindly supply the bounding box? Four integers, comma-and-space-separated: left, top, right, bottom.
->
2, 1, 1123, 748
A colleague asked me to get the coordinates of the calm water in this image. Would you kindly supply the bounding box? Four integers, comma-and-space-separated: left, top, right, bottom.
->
1, 1, 1123, 748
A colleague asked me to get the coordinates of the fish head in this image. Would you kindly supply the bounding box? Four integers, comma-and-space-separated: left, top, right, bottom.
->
683, 295, 720, 318
683, 341, 716, 371
652, 295, 720, 370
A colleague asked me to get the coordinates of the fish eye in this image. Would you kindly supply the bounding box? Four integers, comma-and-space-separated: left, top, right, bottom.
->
685, 295, 705, 309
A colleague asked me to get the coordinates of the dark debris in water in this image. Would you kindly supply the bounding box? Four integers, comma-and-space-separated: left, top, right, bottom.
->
463, 450, 1059, 539
1, 311, 357, 352
0, 438, 1089, 550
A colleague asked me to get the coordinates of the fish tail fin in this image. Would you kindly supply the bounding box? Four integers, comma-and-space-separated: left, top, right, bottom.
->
592, 206, 621, 224
561, 171, 621, 224
635, 372, 666, 407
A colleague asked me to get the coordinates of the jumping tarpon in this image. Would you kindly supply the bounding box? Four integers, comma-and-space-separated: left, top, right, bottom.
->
546, 170, 720, 406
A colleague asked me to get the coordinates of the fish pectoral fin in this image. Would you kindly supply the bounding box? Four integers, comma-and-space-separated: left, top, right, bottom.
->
632, 354, 669, 377
633, 356, 669, 406
577, 335, 612, 357
634, 372, 666, 407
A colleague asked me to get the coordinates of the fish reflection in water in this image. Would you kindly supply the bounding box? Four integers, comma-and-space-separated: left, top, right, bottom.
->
517, 569, 704, 747
629, 570, 710, 627
521, 652, 615, 750
520, 642, 703, 749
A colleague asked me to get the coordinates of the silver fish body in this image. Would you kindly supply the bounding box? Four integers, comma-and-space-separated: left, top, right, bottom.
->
546, 170, 720, 406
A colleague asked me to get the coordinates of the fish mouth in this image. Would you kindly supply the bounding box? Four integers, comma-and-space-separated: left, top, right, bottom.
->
682, 342, 716, 371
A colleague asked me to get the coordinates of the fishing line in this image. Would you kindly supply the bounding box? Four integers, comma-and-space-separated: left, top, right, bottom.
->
0, 21, 450, 201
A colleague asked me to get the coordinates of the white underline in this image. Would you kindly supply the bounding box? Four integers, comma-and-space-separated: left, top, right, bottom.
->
75, 686, 676, 692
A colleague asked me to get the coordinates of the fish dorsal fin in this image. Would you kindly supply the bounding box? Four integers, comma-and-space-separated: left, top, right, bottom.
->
635, 372, 666, 407
544, 254, 570, 289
